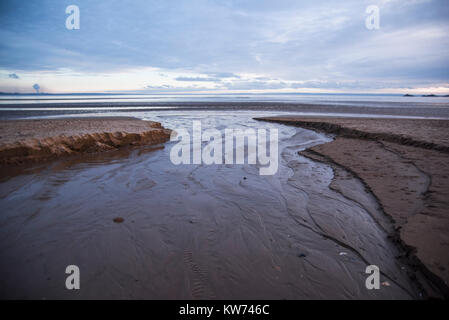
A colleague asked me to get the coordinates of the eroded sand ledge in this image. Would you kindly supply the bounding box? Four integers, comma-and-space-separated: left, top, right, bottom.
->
0, 117, 172, 165
256, 116, 449, 298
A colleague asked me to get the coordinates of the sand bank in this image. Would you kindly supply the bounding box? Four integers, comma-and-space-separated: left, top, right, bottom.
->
0, 117, 172, 165
256, 116, 449, 298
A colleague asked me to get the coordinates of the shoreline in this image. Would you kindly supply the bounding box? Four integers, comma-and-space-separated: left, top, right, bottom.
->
0, 117, 172, 165
0, 112, 443, 299
2, 101, 449, 120
256, 116, 449, 298
1, 113, 447, 298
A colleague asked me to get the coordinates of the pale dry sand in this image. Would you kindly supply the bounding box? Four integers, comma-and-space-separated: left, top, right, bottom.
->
0, 117, 171, 165
256, 116, 449, 298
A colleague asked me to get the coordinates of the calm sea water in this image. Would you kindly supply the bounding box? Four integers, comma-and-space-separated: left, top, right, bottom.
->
1, 93, 449, 120
1, 93, 449, 105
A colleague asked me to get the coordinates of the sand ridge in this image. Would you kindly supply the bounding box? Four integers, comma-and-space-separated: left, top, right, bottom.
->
256, 116, 449, 298
0, 117, 172, 165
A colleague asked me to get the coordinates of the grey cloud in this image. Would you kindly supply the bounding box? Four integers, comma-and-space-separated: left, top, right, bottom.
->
205, 72, 240, 78
146, 84, 173, 89
175, 76, 221, 82
32, 83, 40, 93
1, 0, 448, 92
222, 80, 288, 90
144, 84, 213, 92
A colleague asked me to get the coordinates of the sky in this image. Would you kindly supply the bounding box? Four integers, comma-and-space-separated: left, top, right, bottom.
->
0, 0, 448, 94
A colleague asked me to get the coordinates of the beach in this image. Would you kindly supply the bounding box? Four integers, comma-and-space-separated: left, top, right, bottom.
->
256, 116, 449, 297
2, 0, 449, 308
0, 110, 446, 299
0, 117, 171, 165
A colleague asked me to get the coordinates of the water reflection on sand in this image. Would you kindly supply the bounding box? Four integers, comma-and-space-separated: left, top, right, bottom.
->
0, 111, 421, 299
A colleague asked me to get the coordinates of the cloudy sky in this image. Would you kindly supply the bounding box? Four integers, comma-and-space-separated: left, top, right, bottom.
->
0, 0, 448, 94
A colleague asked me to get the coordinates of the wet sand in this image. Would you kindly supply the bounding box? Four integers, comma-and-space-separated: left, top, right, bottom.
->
0, 113, 427, 299
256, 116, 449, 297
0, 117, 171, 165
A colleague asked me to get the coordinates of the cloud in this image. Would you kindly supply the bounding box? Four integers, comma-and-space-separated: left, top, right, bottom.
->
205, 72, 240, 79
144, 84, 214, 92
8, 73, 19, 79
0, 0, 448, 93
175, 76, 221, 82
145, 84, 172, 89
32, 83, 40, 93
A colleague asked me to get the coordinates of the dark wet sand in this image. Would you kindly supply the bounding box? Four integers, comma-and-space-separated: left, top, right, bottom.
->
256, 116, 449, 298
0, 114, 427, 299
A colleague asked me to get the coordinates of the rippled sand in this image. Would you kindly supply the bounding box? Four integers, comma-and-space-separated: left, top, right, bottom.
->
257, 116, 449, 298
0, 114, 424, 299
